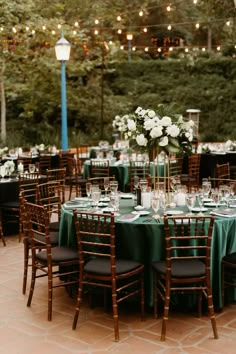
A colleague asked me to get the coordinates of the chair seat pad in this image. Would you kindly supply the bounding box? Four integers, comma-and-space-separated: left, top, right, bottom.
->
152, 259, 205, 278
0, 200, 19, 209
36, 246, 79, 262
223, 252, 236, 264
84, 258, 143, 275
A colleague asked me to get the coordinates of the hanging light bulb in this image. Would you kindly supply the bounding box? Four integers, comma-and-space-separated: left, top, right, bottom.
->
73, 30, 77, 35
117, 29, 122, 34
202, 47, 206, 52
166, 5, 171, 11
139, 10, 143, 16
158, 48, 162, 52
0, 27, 3, 32
25, 26, 30, 32
32, 29, 35, 35
120, 45, 124, 50
42, 25, 46, 31
144, 47, 149, 52
74, 21, 79, 27
94, 29, 99, 35
132, 46, 136, 51
117, 15, 121, 21
185, 48, 189, 53
226, 21, 230, 26
167, 25, 172, 30
12, 27, 17, 33
193, 0, 198, 4
52, 30, 56, 35
169, 47, 173, 51
195, 23, 200, 29
217, 46, 221, 51
58, 24, 62, 29
143, 27, 148, 33
95, 19, 99, 25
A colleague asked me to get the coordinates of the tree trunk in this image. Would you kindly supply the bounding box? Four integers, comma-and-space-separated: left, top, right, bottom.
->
0, 62, 6, 143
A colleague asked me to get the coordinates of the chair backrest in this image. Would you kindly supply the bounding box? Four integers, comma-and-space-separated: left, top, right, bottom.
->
169, 156, 183, 177
73, 210, 115, 272
163, 215, 214, 277
46, 168, 66, 203
59, 151, 74, 176
36, 181, 62, 221
38, 154, 52, 174
188, 154, 200, 178
129, 161, 150, 192
87, 176, 116, 193
19, 173, 40, 203
76, 144, 90, 163
216, 162, 230, 183
90, 159, 110, 177
18, 156, 32, 172
25, 201, 50, 249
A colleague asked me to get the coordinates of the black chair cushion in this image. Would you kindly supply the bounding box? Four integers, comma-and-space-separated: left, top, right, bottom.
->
152, 259, 205, 278
84, 258, 142, 275
223, 252, 236, 264
0, 200, 19, 209
36, 246, 79, 262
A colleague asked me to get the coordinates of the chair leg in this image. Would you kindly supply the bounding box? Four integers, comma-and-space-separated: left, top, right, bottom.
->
111, 283, 119, 342
206, 289, 219, 339
0, 211, 6, 247
153, 271, 158, 319
22, 241, 30, 294
72, 278, 83, 330
161, 284, 170, 341
140, 271, 145, 321
197, 290, 202, 317
27, 262, 36, 308
48, 268, 53, 321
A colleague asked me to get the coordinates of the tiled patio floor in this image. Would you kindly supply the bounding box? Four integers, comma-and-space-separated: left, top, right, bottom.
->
1, 234, 236, 354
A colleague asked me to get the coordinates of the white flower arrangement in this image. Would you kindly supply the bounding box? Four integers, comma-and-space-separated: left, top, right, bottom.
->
113, 104, 194, 155
4, 160, 15, 175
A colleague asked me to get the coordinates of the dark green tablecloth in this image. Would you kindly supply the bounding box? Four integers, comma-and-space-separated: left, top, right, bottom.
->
59, 199, 236, 309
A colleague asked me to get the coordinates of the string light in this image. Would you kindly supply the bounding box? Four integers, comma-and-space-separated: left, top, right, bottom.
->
132, 46, 136, 51
169, 47, 173, 51
158, 48, 162, 52
25, 26, 30, 32
167, 25, 172, 30
109, 40, 113, 45
143, 27, 148, 32
95, 19, 99, 25
117, 15, 121, 21
202, 47, 206, 52
139, 10, 143, 16
144, 47, 149, 52
226, 21, 230, 26
74, 21, 79, 27
0, 27, 3, 31
73, 30, 77, 35
42, 25, 46, 31
32, 29, 35, 35
12, 27, 17, 33
185, 48, 189, 52
94, 29, 99, 35
217, 46, 221, 51
193, 0, 198, 4
120, 45, 124, 50
166, 5, 171, 12
195, 23, 200, 29
117, 29, 122, 34
57, 24, 62, 29
51, 30, 56, 35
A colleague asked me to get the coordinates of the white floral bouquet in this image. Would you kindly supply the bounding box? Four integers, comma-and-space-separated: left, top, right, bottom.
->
0, 146, 8, 157
4, 160, 15, 175
113, 104, 194, 155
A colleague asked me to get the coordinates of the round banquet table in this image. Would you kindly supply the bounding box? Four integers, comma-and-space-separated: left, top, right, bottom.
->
59, 197, 236, 310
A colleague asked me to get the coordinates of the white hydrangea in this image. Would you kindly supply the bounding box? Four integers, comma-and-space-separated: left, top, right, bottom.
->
144, 118, 155, 130
147, 109, 155, 118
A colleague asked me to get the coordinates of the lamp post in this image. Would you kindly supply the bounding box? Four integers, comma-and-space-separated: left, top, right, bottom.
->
55, 34, 71, 151
126, 33, 133, 62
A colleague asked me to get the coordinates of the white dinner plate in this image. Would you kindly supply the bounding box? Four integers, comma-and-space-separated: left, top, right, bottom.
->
131, 210, 150, 216
204, 202, 217, 207
134, 205, 145, 211
191, 207, 208, 212
166, 210, 184, 215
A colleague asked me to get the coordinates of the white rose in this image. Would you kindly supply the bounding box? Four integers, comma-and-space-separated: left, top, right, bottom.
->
159, 136, 168, 146
147, 109, 156, 118
127, 119, 136, 131
136, 134, 147, 146
166, 124, 180, 138
144, 118, 155, 130
150, 126, 163, 138
160, 116, 172, 127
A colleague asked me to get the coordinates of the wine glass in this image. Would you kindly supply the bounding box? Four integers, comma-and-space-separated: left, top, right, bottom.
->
110, 180, 118, 194
104, 177, 110, 196
211, 189, 220, 208
29, 164, 36, 173
151, 195, 160, 220
186, 194, 196, 215
133, 176, 140, 191
197, 191, 204, 215
86, 182, 91, 199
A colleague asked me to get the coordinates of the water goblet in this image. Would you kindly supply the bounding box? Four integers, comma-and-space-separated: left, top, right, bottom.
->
151, 195, 160, 220
91, 188, 101, 211
104, 177, 110, 196
109, 193, 120, 216
86, 182, 91, 199
110, 180, 118, 194
211, 189, 220, 208
185, 194, 196, 215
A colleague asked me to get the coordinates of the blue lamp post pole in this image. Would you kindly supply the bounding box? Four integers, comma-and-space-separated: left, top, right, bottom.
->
126, 33, 133, 62
55, 34, 71, 151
